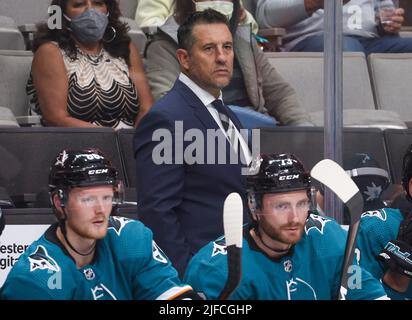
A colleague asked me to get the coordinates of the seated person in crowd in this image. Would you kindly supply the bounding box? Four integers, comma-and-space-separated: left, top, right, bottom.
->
184, 153, 388, 300
0, 148, 200, 300
356, 144, 412, 300
144, 0, 313, 127
255, 0, 412, 54
28, 0, 153, 129
135, 0, 258, 33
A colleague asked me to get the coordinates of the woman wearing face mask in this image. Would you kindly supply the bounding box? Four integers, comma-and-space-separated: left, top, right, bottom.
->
144, 0, 312, 127
27, 0, 153, 128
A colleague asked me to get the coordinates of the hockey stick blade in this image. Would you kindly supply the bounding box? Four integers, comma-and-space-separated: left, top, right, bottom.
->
311, 159, 364, 300
218, 192, 243, 300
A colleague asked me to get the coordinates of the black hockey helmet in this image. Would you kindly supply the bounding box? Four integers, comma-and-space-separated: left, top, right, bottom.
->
402, 144, 412, 202
49, 148, 122, 207
246, 153, 311, 194
344, 153, 390, 211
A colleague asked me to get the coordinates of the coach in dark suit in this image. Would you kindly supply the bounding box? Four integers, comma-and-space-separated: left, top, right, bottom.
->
134, 10, 251, 276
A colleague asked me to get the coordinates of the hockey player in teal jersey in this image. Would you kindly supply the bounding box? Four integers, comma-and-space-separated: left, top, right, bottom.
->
356, 144, 412, 300
0, 148, 201, 300
184, 153, 388, 300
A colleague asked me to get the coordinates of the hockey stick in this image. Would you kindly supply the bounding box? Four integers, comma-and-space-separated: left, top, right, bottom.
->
218, 192, 243, 300
311, 159, 364, 300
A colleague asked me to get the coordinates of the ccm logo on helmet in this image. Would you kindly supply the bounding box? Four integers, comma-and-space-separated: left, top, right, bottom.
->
279, 174, 300, 181
88, 169, 109, 175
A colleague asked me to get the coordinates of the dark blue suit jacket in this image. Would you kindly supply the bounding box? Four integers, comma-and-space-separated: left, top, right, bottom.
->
134, 80, 250, 276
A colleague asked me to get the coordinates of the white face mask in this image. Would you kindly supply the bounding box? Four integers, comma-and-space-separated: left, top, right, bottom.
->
194, 1, 234, 20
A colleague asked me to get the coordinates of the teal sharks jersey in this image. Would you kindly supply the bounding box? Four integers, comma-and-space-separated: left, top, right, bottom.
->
184, 214, 387, 300
356, 207, 412, 300
1, 216, 192, 300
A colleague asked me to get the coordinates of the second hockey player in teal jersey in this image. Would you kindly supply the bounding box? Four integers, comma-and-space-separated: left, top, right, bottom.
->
0, 148, 200, 300
184, 153, 388, 300
356, 144, 412, 300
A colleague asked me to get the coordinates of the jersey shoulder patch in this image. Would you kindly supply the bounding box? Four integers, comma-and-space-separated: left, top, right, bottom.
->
304, 214, 332, 235
108, 216, 134, 236
211, 238, 227, 257
28, 245, 60, 273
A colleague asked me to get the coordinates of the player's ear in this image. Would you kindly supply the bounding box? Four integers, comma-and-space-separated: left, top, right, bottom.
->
52, 193, 65, 220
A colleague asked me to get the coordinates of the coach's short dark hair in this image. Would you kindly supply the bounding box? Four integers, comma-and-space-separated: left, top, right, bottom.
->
177, 9, 230, 51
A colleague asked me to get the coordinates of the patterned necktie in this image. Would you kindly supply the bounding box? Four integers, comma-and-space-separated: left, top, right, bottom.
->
211, 99, 238, 149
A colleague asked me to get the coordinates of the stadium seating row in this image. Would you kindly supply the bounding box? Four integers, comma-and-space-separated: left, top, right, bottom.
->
266, 52, 411, 128
1, 49, 411, 128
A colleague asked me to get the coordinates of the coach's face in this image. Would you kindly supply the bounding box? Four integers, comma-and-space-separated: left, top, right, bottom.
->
177, 22, 234, 98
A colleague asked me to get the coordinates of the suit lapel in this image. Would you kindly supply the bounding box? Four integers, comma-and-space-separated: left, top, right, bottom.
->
174, 80, 220, 131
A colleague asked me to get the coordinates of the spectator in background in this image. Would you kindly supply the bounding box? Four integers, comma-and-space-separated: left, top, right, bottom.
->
27, 0, 153, 129
135, 0, 259, 34
255, 0, 412, 54
144, 0, 313, 127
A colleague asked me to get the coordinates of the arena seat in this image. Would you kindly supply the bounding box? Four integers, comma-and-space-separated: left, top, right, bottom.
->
118, 0, 139, 19
383, 129, 412, 184
0, 16, 25, 50
368, 53, 412, 127
0, 0, 49, 26
266, 52, 406, 129
120, 17, 147, 55
0, 50, 38, 126
0, 127, 125, 208
0, 107, 19, 127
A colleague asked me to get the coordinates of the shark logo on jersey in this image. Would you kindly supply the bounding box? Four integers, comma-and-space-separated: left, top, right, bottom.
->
83, 268, 95, 280
108, 216, 132, 236
28, 245, 60, 273
152, 241, 168, 263
211, 241, 227, 257
286, 277, 317, 300
304, 214, 331, 235
361, 209, 387, 221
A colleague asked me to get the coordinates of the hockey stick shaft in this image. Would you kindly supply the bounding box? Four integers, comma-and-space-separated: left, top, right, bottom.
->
218, 192, 243, 300
310, 159, 364, 299
218, 245, 242, 300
